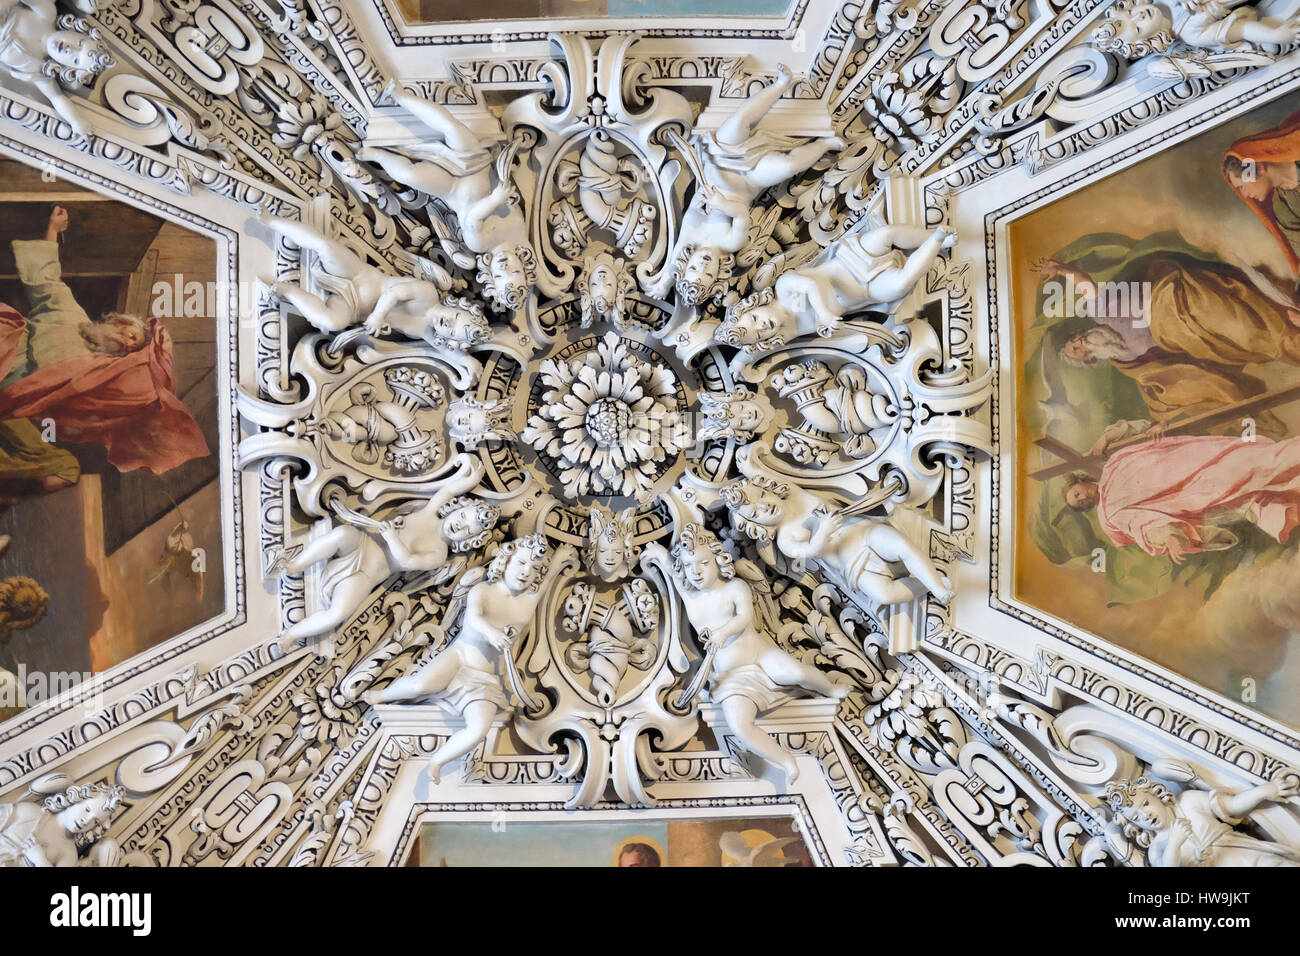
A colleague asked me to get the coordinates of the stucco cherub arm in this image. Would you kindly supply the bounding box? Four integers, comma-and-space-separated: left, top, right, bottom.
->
1218, 778, 1298, 819
34, 78, 94, 141
14, 0, 56, 19
462, 580, 511, 650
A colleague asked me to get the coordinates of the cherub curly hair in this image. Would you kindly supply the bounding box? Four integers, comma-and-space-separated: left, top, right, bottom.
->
718, 287, 787, 353
475, 243, 537, 312
43, 782, 125, 849
436, 495, 501, 552
486, 533, 550, 592
1091, 0, 1176, 59
44, 17, 115, 88
674, 243, 734, 308
427, 294, 489, 349
669, 523, 735, 583
1104, 776, 1176, 847
719, 476, 790, 544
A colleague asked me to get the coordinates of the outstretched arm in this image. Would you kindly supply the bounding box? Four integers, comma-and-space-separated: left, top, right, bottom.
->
35, 80, 92, 141
1219, 780, 1294, 819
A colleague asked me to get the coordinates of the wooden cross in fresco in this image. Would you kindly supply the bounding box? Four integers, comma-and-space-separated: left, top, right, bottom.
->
1028, 383, 1300, 482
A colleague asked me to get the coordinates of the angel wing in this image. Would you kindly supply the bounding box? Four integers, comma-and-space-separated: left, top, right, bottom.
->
426, 202, 478, 271
736, 204, 783, 271
751, 238, 824, 291
735, 557, 782, 638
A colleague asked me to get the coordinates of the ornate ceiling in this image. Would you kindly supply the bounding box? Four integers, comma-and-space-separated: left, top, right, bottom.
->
1, 0, 1299, 868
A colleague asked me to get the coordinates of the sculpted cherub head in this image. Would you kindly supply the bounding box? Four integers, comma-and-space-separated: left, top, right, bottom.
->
437, 495, 501, 552
585, 504, 638, 582
1104, 776, 1177, 845
674, 244, 734, 308
698, 386, 772, 443
719, 475, 790, 544
579, 250, 636, 329
427, 294, 490, 349
446, 397, 515, 450
44, 782, 125, 849
1091, 0, 1175, 59
44, 16, 115, 88
487, 533, 551, 594
718, 288, 793, 354
477, 243, 538, 312
669, 523, 735, 591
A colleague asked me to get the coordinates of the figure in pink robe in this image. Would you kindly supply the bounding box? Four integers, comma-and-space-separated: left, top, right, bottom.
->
1063, 432, 1300, 563
0, 209, 208, 479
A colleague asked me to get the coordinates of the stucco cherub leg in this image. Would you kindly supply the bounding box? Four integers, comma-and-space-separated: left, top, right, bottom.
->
865, 227, 954, 305
868, 523, 954, 604
716, 64, 796, 147
261, 213, 367, 278
428, 699, 498, 785
366, 650, 461, 706
355, 145, 457, 198
388, 88, 485, 155
720, 695, 801, 782
268, 282, 354, 334
757, 647, 853, 700
277, 526, 372, 654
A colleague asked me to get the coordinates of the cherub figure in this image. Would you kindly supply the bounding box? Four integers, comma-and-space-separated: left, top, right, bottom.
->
366, 534, 577, 783
721, 474, 954, 606
578, 249, 636, 329
271, 456, 496, 655
0, 0, 114, 141
1092, 0, 1300, 76
260, 211, 450, 335
718, 223, 955, 354
358, 85, 536, 312
362, 290, 491, 354
697, 385, 773, 443
660, 523, 850, 781
1105, 774, 1300, 867
0, 774, 123, 867
648, 65, 844, 306
585, 503, 639, 582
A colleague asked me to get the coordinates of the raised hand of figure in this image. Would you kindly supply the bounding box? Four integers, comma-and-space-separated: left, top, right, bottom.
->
1029, 257, 1064, 277
1271, 776, 1299, 801
935, 226, 957, 249
46, 204, 69, 241
813, 507, 843, 543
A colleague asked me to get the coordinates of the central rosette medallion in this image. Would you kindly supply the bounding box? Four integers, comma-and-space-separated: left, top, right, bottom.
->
522, 331, 689, 502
